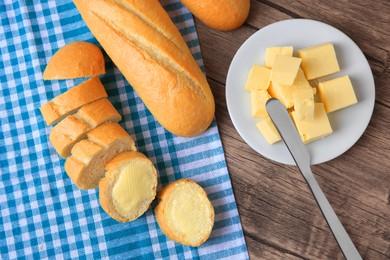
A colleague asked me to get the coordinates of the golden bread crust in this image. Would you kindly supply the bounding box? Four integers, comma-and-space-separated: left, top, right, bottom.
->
64, 123, 136, 189
49, 98, 121, 158
40, 76, 107, 125
155, 179, 215, 246
43, 41, 105, 80
180, 0, 250, 31
72, 0, 215, 137
99, 151, 158, 222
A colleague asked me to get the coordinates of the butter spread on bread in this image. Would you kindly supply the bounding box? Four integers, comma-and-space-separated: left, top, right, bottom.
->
43, 41, 105, 80
65, 122, 136, 189
50, 99, 121, 158
72, 0, 215, 137
155, 179, 214, 247
99, 152, 158, 222
40, 76, 107, 126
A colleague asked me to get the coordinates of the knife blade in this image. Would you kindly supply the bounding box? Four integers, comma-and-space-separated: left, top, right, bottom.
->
266, 98, 362, 260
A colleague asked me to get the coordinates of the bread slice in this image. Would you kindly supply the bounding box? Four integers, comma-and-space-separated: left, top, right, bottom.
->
99, 151, 158, 222
40, 76, 107, 126
50, 99, 121, 158
155, 179, 214, 246
43, 41, 105, 80
65, 122, 136, 189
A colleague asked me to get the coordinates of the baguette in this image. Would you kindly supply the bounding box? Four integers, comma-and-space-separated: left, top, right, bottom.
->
50, 99, 121, 158
40, 76, 107, 126
155, 179, 214, 247
43, 41, 105, 80
72, 0, 215, 137
65, 122, 136, 189
99, 151, 158, 222
180, 0, 250, 31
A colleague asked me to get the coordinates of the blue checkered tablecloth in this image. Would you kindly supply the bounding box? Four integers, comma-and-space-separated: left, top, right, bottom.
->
0, 0, 249, 259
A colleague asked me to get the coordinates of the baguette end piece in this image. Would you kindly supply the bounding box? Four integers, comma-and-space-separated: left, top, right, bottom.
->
180, 0, 250, 31
43, 41, 105, 80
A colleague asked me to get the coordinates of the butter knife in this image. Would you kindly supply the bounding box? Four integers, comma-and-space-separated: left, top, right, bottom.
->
266, 98, 362, 260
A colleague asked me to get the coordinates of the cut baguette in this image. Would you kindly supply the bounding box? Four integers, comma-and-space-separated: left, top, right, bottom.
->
40, 76, 107, 126
155, 179, 214, 247
65, 122, 136, 189
72, 0, 215, 137
50, 99, 121, 158
99, 151, 158, 222
43, 41, 105, 80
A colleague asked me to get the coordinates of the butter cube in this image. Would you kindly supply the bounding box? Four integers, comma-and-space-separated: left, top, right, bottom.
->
293, 68, 312, 89
271, 56, 302, 86
245, 65, 271, 91
268, 69, 312, 108
268, 82, 294, 108
256, 117, 281, 144
318, 75, 357, 113
297, 43, 340, 80
265, 46, 293, 68
291, 103, 333, 144
251, 90, 271, 117
294, 88, 314, 121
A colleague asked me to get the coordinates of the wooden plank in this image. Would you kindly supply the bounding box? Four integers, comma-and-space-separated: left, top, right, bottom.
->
245, 235, 305, 259
252, 0, 390, 106
196, 0, 390, 258
255, 0, 390, 62
196, 0, 389, 106
196, 19, 252, 84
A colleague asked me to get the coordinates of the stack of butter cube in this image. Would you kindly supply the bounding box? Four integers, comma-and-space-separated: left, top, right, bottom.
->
245, 43, 358, 144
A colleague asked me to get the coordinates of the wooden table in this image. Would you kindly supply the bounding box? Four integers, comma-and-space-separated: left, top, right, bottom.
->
195, 1, 390, 259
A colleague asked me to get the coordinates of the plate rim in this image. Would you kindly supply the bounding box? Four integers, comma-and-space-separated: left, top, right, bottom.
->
225, 18, 375, 165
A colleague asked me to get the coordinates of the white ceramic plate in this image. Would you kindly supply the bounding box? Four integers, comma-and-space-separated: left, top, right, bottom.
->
226, 19, 375, 165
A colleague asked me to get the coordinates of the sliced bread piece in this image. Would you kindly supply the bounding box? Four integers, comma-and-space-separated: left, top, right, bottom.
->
155, 179, 214, 247
40, 76, 107, 126
65, 122, 136, 189
43, 41, 105, 80
99, 151, 158, 222
50, 99, 121, 158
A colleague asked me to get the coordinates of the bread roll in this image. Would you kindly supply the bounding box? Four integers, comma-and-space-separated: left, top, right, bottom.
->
72, 0, 215, 137
180, 0, 250, 31
99, 151, 158, 222
155, 179, 214, 246
50, 99, 121, 158
40, 76, 107, 126
43, 41, 105, 80
65, 122, 136, 189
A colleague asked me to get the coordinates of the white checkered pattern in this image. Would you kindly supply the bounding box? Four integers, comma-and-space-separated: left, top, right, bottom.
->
0, 0, 248, 259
